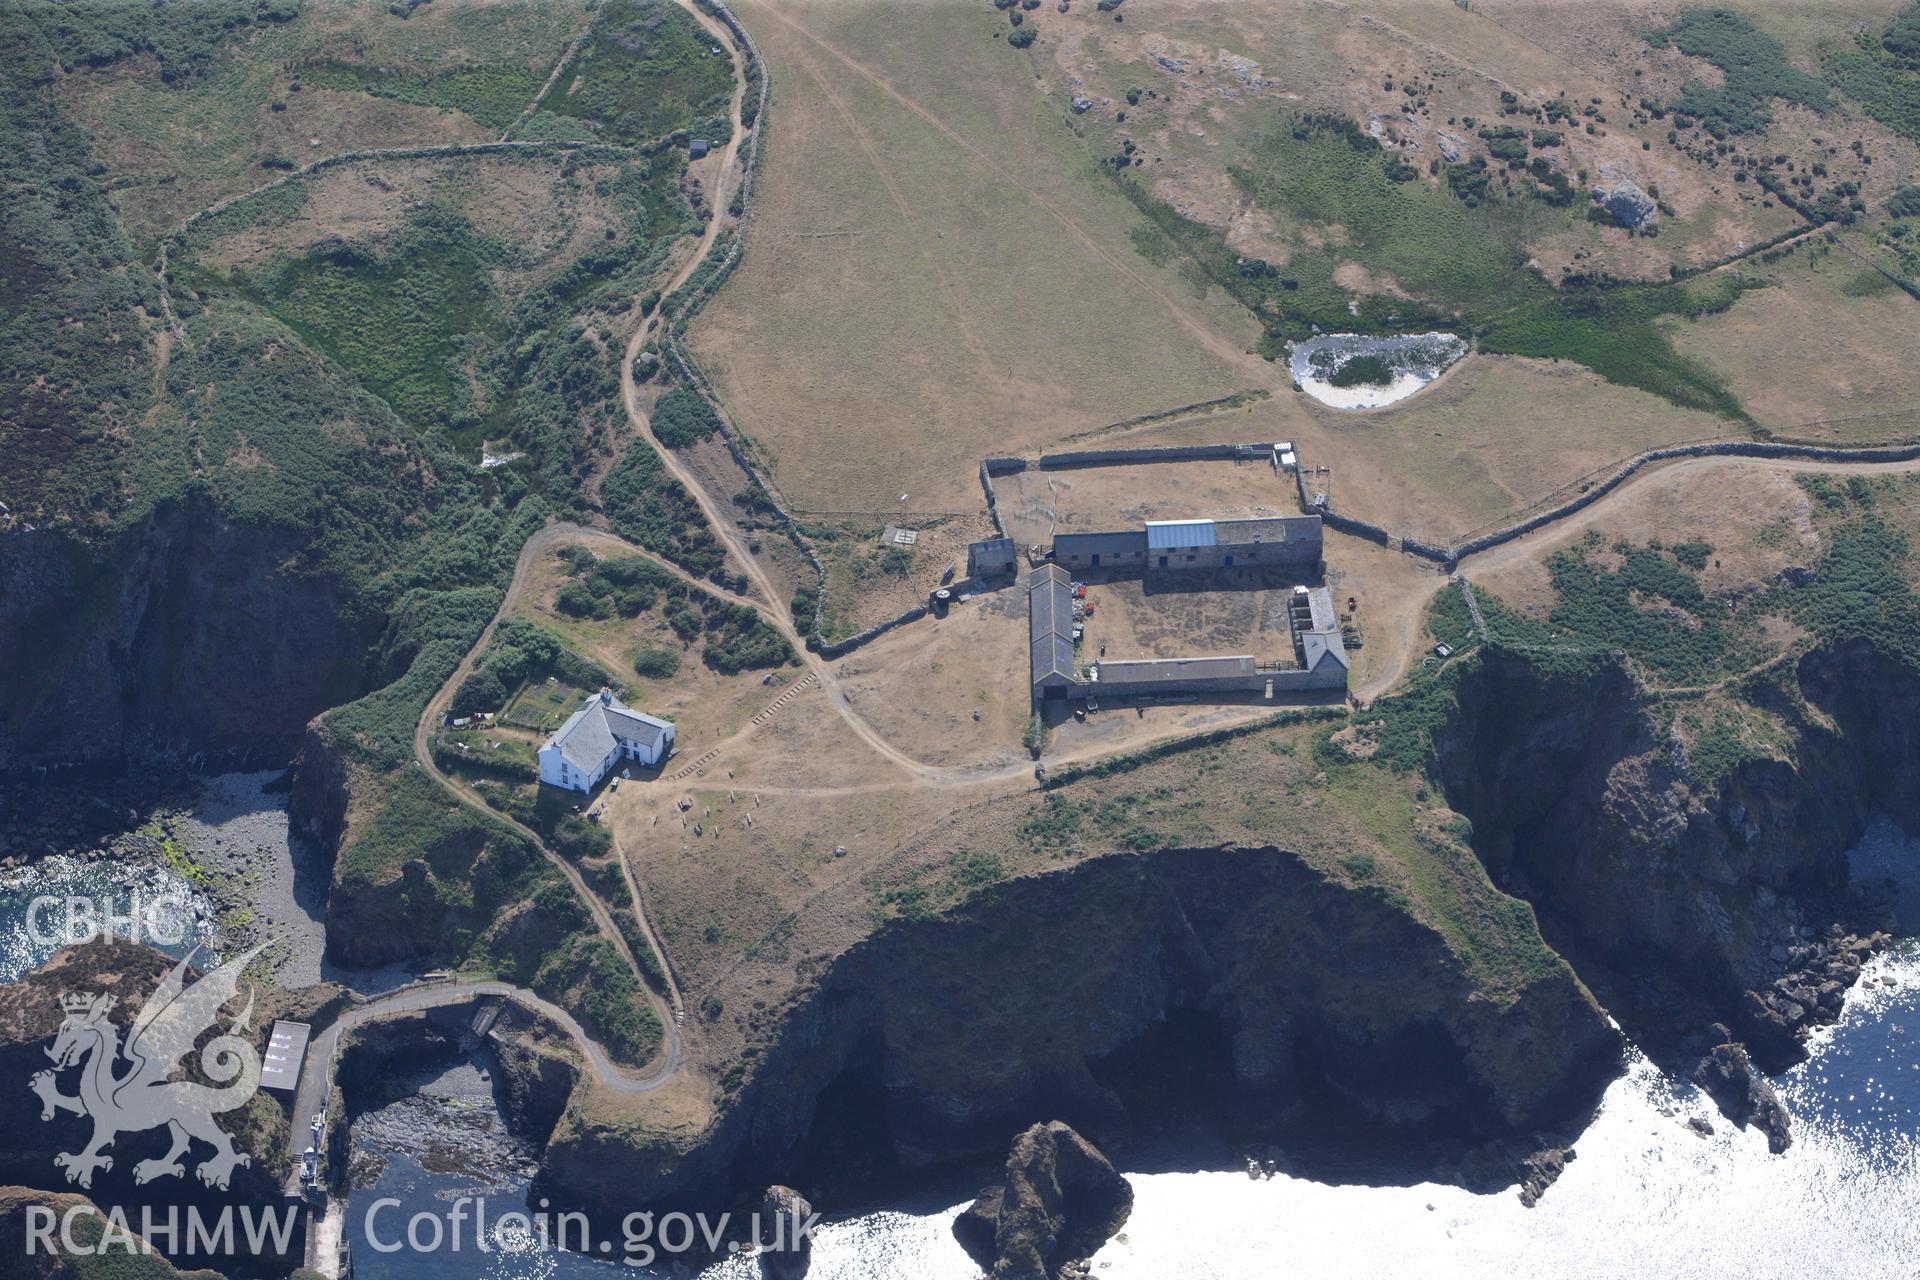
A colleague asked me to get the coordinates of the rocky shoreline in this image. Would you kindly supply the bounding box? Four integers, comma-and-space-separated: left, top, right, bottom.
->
1740, 924, 1896, 1065
0, 769, 332, 988
0, 776, 181, 865
0, 629, 1914, 1267
533, 637, 1920, 1226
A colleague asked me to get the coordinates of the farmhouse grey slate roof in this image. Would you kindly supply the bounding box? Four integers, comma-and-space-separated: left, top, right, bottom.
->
1054, 530, 1146, 559
549, 692, 672, 774
1298, 587, 1349, 673
1213, 515, 1320, 546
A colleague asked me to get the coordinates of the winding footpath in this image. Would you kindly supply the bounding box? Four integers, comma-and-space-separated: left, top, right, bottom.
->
397, 0, 760, 1095
287, 0, 757, 1129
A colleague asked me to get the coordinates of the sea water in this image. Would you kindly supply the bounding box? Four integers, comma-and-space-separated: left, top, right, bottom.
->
695, 944, 1920, 1280
0, 853, 214, 982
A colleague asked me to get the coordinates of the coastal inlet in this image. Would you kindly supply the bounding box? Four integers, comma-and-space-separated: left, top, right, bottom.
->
1289, 333, 1468, 409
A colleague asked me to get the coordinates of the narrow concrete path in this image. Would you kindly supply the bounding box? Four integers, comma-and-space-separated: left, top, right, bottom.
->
285, 976, 686, 1180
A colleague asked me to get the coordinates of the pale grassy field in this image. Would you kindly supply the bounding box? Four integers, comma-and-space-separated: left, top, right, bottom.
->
826, 587, 1034, 770
515, 542, 799, 750
189, 153, 634, 290
1674, 239, 1920, 440
1468, 460, 1823, 619
689, 0, 1254, 512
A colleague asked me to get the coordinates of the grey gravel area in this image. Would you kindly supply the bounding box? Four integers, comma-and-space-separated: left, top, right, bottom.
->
176, 771, 330, 987
176, 771, 422, 995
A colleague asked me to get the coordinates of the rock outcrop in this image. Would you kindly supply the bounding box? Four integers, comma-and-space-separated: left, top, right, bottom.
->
1514, 1142, 1576, 1207
756, 1185, 814, 1280
1691, 1042, 1792, 1154
492, 1022, 583, 1149
954, 1122, 1132, 1280
1592, 180, 1657, 228
1431, 646, 1908, 1067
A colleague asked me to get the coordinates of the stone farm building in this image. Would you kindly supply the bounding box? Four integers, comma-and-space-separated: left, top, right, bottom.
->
1028, 563, 1080, 702
967, 536, 1018, 579
1026, 573, 1348, 705
538, 689, 675, 793
1053, 515, 1323, 576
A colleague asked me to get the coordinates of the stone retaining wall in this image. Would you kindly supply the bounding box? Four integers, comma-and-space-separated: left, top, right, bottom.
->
1440, 440, 1920, 570
815, 604, 929, 659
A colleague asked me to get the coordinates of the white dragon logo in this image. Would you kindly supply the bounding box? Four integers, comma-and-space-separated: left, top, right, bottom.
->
30, 945, 266, 1191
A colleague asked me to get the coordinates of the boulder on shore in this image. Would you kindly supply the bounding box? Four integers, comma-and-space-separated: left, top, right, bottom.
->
1515, 1142, 1576, 1207
953, 1121, 1133, 1280
756, 1185, 813, 1280
1691, 1042, 1792, 1154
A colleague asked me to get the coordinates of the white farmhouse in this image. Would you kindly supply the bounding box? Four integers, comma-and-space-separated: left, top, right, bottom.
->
537, 689, 675, 793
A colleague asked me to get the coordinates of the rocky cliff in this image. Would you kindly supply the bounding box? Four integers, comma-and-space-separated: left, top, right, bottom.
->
0, 499, 372, 778
1430, 644, 1908, 1065
539, 845, 1620, 1218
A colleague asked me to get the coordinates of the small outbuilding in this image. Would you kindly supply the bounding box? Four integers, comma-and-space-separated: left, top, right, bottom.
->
967, 536, 1018, 579
688, 138, 711, 159
261, 1022, 310, 1094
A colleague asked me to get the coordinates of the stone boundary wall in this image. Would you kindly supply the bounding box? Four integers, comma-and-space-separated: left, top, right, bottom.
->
1295, 438, 1920, 571
1037, 443, 1271, 469
1054, 390, 1270, 446
1040, 705, 1347, 789
1319, 509, 1396, 549
979, 457, 1031, 539
1289, 465, 1393, 548
816, 604, 929, 660
1438, 440, 1920, 570
980, 463, 1007, 538
640, 5, 843, 648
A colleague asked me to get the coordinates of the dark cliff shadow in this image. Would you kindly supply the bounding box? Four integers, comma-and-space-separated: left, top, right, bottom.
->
1082, 1007, 1596, 1196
